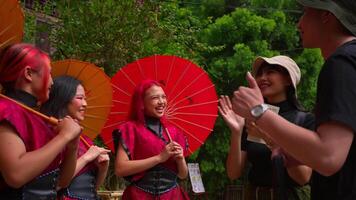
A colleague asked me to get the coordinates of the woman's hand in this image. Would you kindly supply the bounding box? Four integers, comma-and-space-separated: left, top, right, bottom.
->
95, 153, 110, 168
158, 143, 177, 163
94, 152, 110, 189
171, 142, 184, 161
83, 146, 110, 163
57, 116, 82, 142
218, 95, 245, 133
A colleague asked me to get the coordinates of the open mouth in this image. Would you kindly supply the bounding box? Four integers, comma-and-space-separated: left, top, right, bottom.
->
258, 82, 270, 89
155, 106, 165, 113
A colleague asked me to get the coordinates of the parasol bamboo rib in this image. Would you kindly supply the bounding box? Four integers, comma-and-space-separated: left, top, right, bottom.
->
0, 23, 15, 40
85, 105, 113, 109
86, 80, 112, 94
167, 62, 191, 98
79, 65, 101, 83
168, 116, 214, 132
0, 94, 91, 148
168, 120, 205, 145
166, 100, 219, 116
167, 85, 216, 111
168, 72, 205, 104
83, 114, 108, 120
86, 92, 112, 102
112, 84, 131, 97
136, 59, 146, 80
112, 99, 129, 105
80, 123, 103, 136
154, 55, 158, 80
0, 23, 12, 36
0, 0, 24, 48
64, 60, 71, 75
169, 112, 218, 117
164, 55, 176, 88
121, 68, 136, 87
108, 111, 128, 115
0, 36, 16, 48
103, 120, 125, 129
76, 63, 89, 79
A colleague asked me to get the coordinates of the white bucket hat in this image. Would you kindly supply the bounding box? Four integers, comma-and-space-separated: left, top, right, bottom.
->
252, 55, 301, 90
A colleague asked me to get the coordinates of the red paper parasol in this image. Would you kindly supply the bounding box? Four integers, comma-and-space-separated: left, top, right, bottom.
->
0, 0, 24, 48
51, 59, 113, 139
101, 55, 218, 155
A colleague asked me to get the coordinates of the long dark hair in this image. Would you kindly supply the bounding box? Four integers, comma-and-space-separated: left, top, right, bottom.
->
257, 63, 305, 111
41, 76, 82, 118
286, 85, 305, 111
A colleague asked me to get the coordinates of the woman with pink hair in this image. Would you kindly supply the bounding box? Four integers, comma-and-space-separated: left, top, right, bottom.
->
114, 79, 190, 200
0, 43, 81, 199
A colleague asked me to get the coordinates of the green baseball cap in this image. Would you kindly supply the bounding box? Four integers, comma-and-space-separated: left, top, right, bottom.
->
297, 0, 356, 36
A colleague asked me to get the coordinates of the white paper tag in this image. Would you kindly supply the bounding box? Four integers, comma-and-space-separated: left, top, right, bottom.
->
247, 104, 279, 144
266, 104, 280, 114
188, 163, 205, 193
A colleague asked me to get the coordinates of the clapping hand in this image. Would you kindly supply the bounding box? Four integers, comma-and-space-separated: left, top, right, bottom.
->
218, 95, 245, 134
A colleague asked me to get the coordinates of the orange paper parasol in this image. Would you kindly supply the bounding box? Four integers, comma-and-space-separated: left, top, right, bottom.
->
0, 0, 24, 48
51, 59, 113, 139
101, 55, 218, 155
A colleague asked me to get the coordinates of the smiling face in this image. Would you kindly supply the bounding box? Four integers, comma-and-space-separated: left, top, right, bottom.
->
255, 64, 291, 103
67, 84, 87, 121
143, 85, 167, 119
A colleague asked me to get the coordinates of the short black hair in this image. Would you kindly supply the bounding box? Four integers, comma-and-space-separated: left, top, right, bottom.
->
41, 76, 82, 118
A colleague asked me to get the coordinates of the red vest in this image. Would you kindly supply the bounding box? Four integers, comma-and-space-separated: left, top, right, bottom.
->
0, 97, 62, 173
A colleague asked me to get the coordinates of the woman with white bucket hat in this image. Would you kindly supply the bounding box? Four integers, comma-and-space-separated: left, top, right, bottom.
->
231, 0, 356, 199
220, 55, 314, 200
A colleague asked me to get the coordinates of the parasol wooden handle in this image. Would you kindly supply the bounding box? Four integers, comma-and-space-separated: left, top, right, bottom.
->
0, 93, 91, 148
165, 128, 173, 143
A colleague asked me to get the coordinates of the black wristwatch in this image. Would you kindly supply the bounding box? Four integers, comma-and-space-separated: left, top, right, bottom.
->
250, 103, 269, 120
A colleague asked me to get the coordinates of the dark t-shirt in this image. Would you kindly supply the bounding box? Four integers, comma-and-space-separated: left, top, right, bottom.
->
241, 101, 315, 187
312, 40, 356, 200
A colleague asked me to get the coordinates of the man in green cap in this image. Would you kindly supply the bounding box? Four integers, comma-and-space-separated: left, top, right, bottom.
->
231, 0, 356, 199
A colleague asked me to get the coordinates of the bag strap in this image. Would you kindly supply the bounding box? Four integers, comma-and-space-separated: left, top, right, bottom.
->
294, 111, 308, 126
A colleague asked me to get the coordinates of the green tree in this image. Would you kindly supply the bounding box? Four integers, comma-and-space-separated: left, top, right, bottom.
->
52, 0, 160, 76
143, 1, 219, 66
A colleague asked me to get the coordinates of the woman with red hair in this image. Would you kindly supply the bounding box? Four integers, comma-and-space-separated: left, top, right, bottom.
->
114, 79, 190, 200
0, 43, 82, 199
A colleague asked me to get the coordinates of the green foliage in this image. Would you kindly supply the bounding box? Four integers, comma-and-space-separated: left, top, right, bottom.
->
23, 12, 37, 44
143, 2, 219, 66
295, 49, 323, 110
198, 0, 226, 18
52, 0, 160, 76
